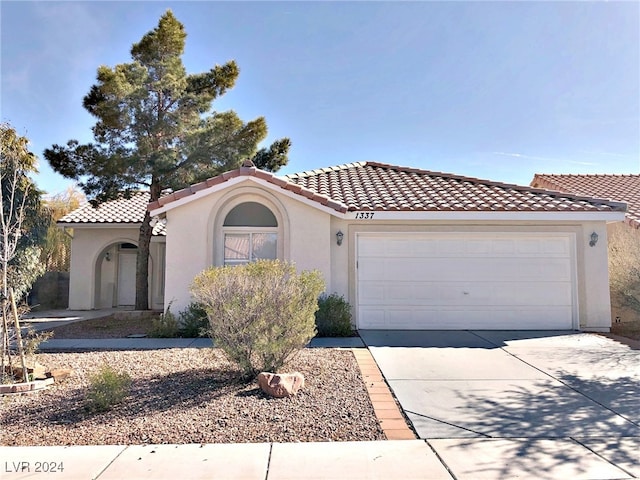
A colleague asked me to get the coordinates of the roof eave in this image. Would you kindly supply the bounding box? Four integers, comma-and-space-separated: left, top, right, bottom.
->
56, 222, 143, 229
342, 210, 627, 222
148, 175, 349, 217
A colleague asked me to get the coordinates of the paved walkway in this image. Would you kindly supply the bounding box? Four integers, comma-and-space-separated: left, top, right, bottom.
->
21, 309, 124, 332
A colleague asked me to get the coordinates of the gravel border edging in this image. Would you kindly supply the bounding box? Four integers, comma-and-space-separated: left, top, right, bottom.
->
351, 348, 416, 440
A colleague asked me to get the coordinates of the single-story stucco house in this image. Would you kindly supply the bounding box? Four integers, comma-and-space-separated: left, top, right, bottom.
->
58, 161, 628, 331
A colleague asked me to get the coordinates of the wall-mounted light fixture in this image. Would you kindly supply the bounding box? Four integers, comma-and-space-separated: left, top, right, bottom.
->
105, 251, 111, 262
589, 232, 599, 247
336, 230, 344, 246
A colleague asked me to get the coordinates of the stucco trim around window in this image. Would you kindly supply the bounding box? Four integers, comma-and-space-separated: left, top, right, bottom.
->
210, 187, 290, 267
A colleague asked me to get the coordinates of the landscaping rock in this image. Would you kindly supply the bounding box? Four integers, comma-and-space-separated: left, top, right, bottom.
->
30, 362, 48, 380
4, 362, 47, 381
258, 372, 305, 398
46, 368, 74, 382
1, 349, 385, 445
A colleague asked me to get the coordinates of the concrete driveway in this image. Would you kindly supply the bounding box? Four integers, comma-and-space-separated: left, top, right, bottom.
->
360, 330, 640, 479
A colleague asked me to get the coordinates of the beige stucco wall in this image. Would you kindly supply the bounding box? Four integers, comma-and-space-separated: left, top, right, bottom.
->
67, 227, 165, 310
331, 220, 612, 331
162, 182, 332, 313
577, 221, 611, 331
157, 183, 615, 331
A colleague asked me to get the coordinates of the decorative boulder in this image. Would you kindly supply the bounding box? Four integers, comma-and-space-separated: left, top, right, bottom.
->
46, 368, 74, 383
258, 372, 305, 398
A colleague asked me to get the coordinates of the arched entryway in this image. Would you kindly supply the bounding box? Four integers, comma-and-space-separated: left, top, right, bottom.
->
94, 242, 141, 308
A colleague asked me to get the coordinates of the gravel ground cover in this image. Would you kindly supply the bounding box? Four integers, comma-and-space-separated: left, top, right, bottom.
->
1, 348, 384, 445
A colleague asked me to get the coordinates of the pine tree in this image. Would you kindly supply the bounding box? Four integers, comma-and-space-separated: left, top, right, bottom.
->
45, 11, 290, 309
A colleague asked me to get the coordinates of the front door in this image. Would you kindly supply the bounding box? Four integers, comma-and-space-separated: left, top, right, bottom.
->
117, 252, 137, 306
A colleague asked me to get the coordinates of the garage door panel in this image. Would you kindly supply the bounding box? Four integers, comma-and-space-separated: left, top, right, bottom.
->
437, 283, 484, 302
437, 307, 573, 329
359, 258, 446, 280
361, 258, 572, 283
359, 236, 571, 257
361, 281, 571, 307
357, 233, 575, 330
514, 258, 571, 280
358, 283, 386, 303
492, 282, 572, 306
359, 307, 573, 330
359, 308, 386, 328
360, 281, 438, 305
542, 238, 570, 254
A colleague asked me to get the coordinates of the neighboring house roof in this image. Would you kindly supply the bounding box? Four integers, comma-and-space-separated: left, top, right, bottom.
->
58, 192, 166, 235
531, 174, 640, 228
149, 160, 626, 215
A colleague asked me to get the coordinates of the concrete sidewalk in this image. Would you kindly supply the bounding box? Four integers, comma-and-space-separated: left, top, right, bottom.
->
22, 308, 366, 350
2, 438, 636, 480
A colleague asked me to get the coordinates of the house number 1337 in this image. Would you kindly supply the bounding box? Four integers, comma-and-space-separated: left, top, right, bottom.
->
355, 212, 374, 219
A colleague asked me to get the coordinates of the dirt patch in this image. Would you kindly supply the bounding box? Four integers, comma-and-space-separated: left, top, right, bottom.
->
0, 348, 385, 445
611, 321, 640, 342
611, 297, 640, 341
48, 315, 155, 339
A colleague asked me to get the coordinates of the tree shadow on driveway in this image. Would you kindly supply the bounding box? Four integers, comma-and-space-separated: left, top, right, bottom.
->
409, 374, 640, 479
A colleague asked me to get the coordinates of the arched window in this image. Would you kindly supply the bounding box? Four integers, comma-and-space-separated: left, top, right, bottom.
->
223, 202, 278, 265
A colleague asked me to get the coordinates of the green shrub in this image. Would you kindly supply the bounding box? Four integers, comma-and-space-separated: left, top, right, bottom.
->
191, 260, 325, 379
178, 303, 209, 338
315, 293, 353, 337
23, 328, 54, 357
148, 307, 180, 338
85, 365, 132, 412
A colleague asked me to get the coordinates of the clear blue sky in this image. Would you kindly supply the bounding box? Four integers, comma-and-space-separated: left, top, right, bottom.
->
2, 1, 639, 196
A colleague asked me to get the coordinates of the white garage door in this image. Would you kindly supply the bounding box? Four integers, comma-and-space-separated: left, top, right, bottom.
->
357, 233, 576, 330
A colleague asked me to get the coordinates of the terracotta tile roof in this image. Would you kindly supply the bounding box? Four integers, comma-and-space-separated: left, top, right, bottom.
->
58, 192, 166, 235
148, 161, 626, 215
284, 162, 626, 213
65, 162, 627, 225
531, 174, 640, 228
149, 160, 349, 213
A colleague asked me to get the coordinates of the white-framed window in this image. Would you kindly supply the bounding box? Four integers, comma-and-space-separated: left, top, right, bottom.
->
223, 202, 278, 266
224, 231, 277, 265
